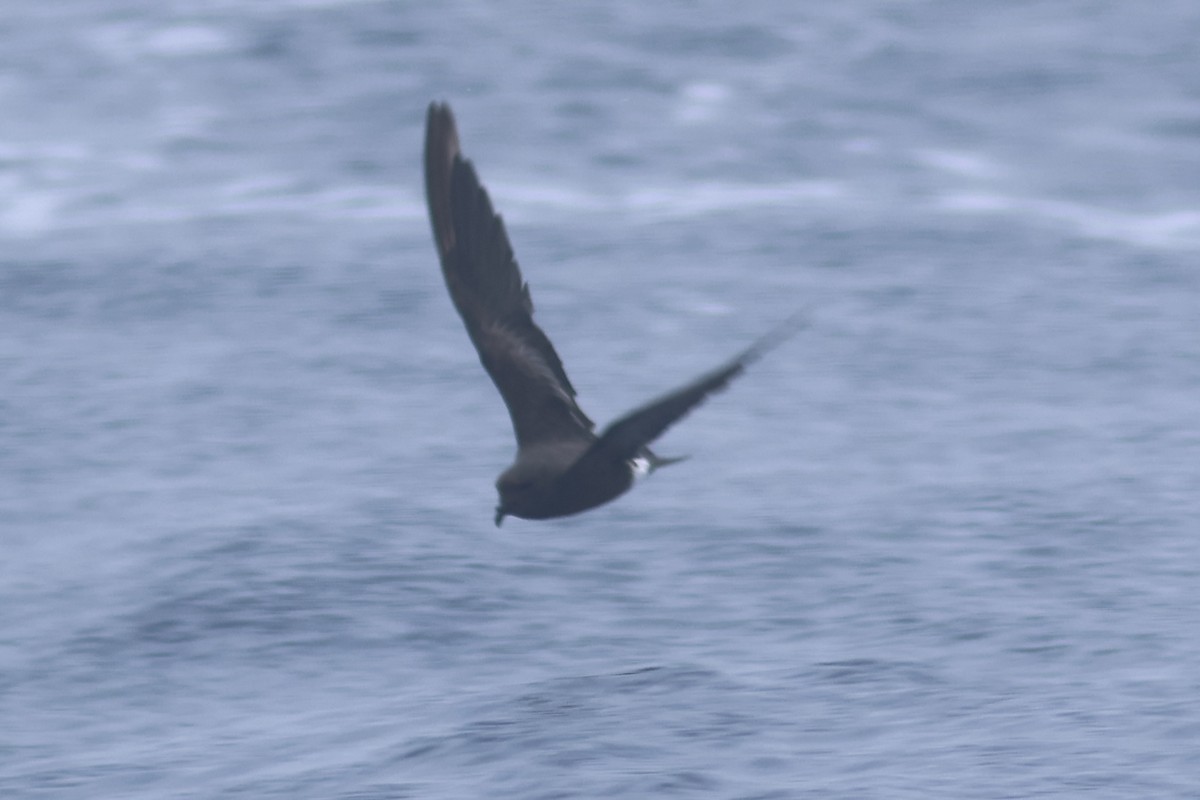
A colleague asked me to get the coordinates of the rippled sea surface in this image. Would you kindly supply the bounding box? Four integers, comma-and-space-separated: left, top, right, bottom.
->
3, 2, 1199, 797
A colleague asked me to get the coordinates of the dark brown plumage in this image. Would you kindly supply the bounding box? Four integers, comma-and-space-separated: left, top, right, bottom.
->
424, 102, 799, 525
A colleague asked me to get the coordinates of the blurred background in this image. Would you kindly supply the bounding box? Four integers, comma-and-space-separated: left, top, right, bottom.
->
2, 1, 1198, 797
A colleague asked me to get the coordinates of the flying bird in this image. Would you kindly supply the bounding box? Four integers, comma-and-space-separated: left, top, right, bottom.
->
424, 102, 799, 525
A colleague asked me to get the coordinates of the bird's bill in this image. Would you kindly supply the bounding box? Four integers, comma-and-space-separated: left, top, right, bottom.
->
494, 506, 506, 527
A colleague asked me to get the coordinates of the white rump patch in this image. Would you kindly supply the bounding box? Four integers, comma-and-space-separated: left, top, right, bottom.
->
629, 456, 652, 479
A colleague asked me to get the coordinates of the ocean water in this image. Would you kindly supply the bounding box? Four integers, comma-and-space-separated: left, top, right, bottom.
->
3, 1, 1199, 797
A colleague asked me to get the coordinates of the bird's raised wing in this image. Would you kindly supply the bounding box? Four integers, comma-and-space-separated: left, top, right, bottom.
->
554, 315, 804, 484
424, 102, 594, 448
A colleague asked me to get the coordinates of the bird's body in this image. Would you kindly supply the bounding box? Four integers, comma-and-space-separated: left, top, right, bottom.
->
423, 102, 798, 525
495, 439, 631, 522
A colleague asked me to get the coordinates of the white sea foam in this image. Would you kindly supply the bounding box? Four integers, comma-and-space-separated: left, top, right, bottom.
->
495, 178, 848, 224
0, 180, 61, 235
913, 148, 1004, 180
673, 82, 733, 125
0, 170, 422, 236
143, 25, 235, 57
936, 190, 1200, 250
86, 22, 238, 62
6, 153, 1194, 257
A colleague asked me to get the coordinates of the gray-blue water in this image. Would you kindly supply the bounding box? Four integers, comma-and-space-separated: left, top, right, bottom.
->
3, 2, 1199, 797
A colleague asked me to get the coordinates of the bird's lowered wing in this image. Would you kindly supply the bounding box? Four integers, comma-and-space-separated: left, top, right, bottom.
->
554, 315, 805, 485
424, 102, 594, 448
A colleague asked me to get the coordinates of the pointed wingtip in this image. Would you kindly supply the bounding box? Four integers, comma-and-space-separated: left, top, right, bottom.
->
426, 100, 454, 127
425, 101, 460, 164
739, 311, 808, 367
425, 101, 462, 258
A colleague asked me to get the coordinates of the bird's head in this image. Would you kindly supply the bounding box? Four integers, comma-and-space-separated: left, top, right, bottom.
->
494, 463, 545, 525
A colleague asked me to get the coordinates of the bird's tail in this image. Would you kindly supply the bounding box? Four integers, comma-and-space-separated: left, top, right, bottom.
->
643, 448, 689, 473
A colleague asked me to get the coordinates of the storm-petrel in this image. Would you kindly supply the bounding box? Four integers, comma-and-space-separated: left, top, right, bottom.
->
424, 102, 799, 525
